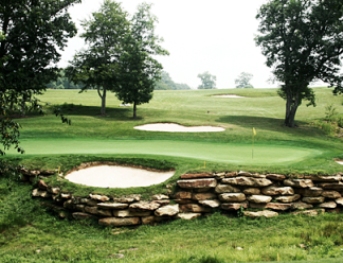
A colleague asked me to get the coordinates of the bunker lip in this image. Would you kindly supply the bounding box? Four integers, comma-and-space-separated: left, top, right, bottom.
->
65, 165, 175, 188
134, 123, 225, 132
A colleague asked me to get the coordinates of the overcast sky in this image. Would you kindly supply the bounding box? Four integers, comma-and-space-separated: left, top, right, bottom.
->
60, 0, 276, 89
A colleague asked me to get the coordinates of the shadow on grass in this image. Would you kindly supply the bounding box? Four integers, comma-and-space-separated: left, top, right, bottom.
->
216, 115, 321, 134
49, 103, 143, 121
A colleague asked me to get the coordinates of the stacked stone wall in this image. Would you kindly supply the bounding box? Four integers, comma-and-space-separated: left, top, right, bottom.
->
27, 170, 343, 227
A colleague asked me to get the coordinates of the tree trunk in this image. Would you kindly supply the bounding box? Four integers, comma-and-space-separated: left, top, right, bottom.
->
133, 102, 137, 119
97, 87, 106, 116
284, 92, 299, 127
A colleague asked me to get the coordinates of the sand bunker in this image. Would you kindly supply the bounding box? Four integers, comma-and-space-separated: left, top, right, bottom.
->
134, 123, 225, 132
336, 160, 343, 165
65, 165, 175, 188
214, 94, 244, 98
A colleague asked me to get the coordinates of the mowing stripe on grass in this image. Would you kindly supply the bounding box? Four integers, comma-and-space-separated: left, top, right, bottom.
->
8, 139, 322, 165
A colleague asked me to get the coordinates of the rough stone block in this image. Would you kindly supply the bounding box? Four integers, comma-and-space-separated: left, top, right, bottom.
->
177, 178, 217, 189
99, 217, 141, 227
247, 195, 272, 204
222, 177, 272, 187
219, 193, 246, 202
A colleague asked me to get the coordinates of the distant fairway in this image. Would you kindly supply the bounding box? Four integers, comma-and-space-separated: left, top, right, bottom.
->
11, 139, 322, 165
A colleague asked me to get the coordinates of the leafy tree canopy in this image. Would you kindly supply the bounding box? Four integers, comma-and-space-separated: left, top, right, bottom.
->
115, 2, 169, 118
235, 72, 254, 88
197, 71, 216, 89
0, 0, 80, 154
256, 0, 343, 127
154, 71, 191, 90
66, 0, 130, 116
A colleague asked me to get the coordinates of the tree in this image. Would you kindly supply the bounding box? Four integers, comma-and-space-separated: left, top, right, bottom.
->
66, 0, 130, 116
116, 3, 169, 118
154, 71, 191, 90
235, 72, 254, 88
256, 0, 343, 127
0, 0, 81, 154
197, 71, 216, 89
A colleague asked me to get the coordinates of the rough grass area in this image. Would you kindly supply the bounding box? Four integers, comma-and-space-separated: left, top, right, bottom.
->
1, 178, 343, 263
2, 87, 343, 263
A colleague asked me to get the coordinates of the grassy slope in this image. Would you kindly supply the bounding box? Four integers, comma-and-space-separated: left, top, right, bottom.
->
2, 88, 343, 263
9, 87, 343, 174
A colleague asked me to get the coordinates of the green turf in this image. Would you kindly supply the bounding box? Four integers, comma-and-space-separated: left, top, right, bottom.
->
2, 87, 343, 263
9, 138, 322, 165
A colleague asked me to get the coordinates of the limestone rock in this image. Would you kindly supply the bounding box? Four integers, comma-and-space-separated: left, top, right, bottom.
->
319, 183, 343, 190
319, 201, 337, 209
177, 178, 217, 189
247, 195, 272, 204
113, 210, 151, 218
192, 193, 216, 201
63, 200, 74, 209
141, 216, 156, 225
174, 192, 192, 200
219, 193, 246, 202
291, 202, 313, 210
262, 186, 294, 196
152, 199, 170, 205
243, 210, 279, 218
152, 194, 169, 200
284, 179, 314, 188
309, 175, 342, 182
129, 201, 161, 211
179, 204, 212, 213
60, 193, 72, 199
97, 202, 128, 210
97, 209, 113, 217
302, 196, 325, 204
89, 194, 110, 202
222, 177, 272, 187
199, 199, 221, 208
32, 189, 50, 198
37, 180, 48, 190
47, 186, 60, 195
99, 217, 141, 227
84, 206, 98, 215
321, 191, 341, 199
74, 204, 85, 212
221, 202, 248, 211
335, 197, 343, 205
266, 174, 286, 181
215, 184, 241, 193
112, 195, 141, 203
265, 203, 292, 211
72, 212, 96, 220
294, 187, 323, 197
292, 209, 325, 216
243, 188, 261, 195
180, 173, 213, 179
176, 213, 202, 220
275, 194, 301, 203
155, 204, 179, 217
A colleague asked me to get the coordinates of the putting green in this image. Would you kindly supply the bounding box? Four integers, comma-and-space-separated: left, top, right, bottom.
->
8, 139, 322, 165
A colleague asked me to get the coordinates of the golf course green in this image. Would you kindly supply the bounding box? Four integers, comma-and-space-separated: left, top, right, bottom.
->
10, 139, 322, 165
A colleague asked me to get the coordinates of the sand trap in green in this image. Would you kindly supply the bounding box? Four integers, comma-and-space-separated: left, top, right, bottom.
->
65, 165, 175, 188
11, 139, 322, 165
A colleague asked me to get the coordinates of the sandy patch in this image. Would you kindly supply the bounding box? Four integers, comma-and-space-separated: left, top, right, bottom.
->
214, 94, 244, 98
336, 160, 343, 165
134, 123, 225, 132
65, 165, 175, 188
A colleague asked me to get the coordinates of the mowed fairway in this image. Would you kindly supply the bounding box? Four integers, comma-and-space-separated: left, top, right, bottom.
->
9, 87, 343, 172
11, 139, 322, 165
